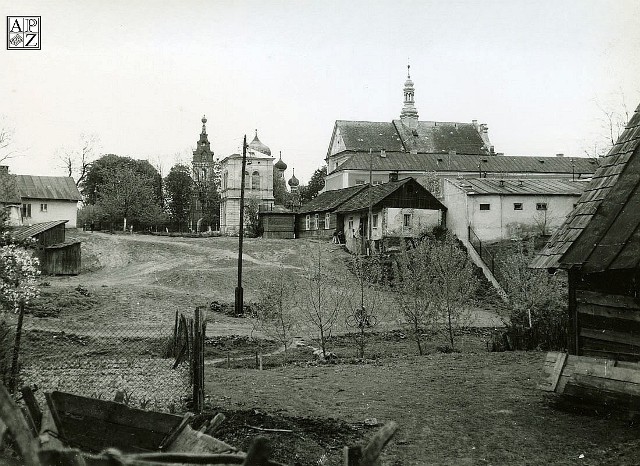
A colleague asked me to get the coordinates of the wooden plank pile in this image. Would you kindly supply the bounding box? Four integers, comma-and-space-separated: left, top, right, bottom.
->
539, 351, 640, 416
0, 384, 398, 466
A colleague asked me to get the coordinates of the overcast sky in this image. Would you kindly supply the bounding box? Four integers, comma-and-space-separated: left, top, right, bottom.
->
1, 0, 639, 184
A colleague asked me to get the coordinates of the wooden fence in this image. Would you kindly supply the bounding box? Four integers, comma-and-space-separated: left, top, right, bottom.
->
169, 308, 206, 413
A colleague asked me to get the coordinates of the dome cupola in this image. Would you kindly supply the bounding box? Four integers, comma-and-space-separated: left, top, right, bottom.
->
248, 129, 271, 156
274, 151, 287, 171
288, 168, 299, 187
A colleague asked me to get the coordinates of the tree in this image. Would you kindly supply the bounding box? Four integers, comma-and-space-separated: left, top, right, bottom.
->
0, 170, 17, 234
299, 166, 327, 204
164, 164, 193, 231
299, 245, 351, 358
57, 133, 100, 187
244, 196, 262, 238
272, 168, 291, 206
391, 242, 437, 355
0, 116, 20, 164
96, 166, 161, 231
0, 244, 40, 392
428, 233, 478, 350
498, 239, 566, 349
345, 251, 387, 358
256, 267, 298, 363
82, 154, 162, 205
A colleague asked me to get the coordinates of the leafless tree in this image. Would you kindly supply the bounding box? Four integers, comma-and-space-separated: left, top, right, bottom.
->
57, 133, 100, 187
0, 117, 20, 164
584, 92, 633, 160
299, 244, 351, 359
256, 266, 298, 363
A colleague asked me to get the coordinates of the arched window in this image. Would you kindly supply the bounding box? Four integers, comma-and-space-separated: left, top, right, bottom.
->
252, 171, 260, 190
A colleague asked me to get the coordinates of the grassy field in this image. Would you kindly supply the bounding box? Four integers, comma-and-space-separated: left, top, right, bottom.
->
14, 231, 640, 465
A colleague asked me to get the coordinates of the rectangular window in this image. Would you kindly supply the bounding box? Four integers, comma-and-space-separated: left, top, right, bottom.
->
372, 180, 382, 186
348, 217, 354, 231
305, 215, 310, 230
40, 203, 48, 212
355, 179, 365, 185
403, 214, 412, 227
314, 214, 319, 230
372, 214, 379, 228
325, 213, 331, 229
513, 203, 523, 211
21, 203, 31, 218
536, 203, 548, 211
479, 204, 491, 211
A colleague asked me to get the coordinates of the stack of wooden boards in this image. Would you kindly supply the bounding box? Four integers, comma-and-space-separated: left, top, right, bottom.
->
0, 385, 398, 466
539, 351, 640, 415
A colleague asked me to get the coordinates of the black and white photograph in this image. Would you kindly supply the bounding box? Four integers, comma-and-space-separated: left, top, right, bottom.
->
1, 1, 639, 464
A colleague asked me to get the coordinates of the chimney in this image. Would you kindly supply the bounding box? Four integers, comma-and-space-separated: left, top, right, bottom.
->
389, 171, 399, 182
556, 153, 564, 157
0, 166, 8, 175
472, 119, 478, 129
380, 149, 386, 158
480, 123, 489, 134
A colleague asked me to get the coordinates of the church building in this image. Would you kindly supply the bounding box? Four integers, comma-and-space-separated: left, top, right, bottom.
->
323, 66, 596, 192
219, 130, 276, 234
190, 115, 219, 232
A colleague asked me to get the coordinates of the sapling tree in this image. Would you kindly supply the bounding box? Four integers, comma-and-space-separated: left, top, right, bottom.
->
428, 233, 478, 350
300, 245, 351, 359
256, 267, 298, 363
345, 250, 387, 358
0, 243, 40, 392
391, 242, 437, 355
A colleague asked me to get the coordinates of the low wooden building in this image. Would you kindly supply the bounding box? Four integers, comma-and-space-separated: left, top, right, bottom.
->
533, 102, 640, 362
296, 185, 367, 239
11, 220, 81, 275
259, 205, 295, 239
335, 177, 447, 253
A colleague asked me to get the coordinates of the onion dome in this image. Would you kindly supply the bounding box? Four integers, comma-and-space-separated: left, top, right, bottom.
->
288, 168, 299, 187
274, 151, 287, 171
248, 129, 271, 156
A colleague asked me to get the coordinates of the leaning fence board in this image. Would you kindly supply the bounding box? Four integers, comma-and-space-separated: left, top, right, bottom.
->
538, 352, 567, 392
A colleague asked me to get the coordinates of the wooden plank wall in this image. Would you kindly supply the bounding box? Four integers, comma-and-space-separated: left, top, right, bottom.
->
576, 289, 640, 361
262, 214, 295, 239
43, 243, 81, 275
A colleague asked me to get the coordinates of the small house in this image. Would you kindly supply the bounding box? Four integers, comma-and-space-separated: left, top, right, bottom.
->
296, 185, 367, 239
14, 174, 82, 228
11, 220, 81, 275
335, 177, 446, 253
532, 102, 640, 361
444, 178, 588, 243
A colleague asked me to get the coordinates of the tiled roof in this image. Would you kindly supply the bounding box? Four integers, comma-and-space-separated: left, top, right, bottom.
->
15, 175, 82, 201
332, 120, 489, 155
10, 220, 68, 241
297, 185, 367, 214
532, 102, 640, 271
335, 178, 446, 213
450, 178, 588, 196
393, 120, 488, 154
334, 151, 597, 175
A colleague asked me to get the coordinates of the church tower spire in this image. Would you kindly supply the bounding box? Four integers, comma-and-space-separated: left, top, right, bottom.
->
400, 64, 419, 122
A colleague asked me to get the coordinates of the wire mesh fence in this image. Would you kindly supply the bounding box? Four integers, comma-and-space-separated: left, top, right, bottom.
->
0, 303, 193, 413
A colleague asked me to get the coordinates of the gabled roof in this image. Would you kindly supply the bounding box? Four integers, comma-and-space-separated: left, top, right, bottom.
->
10, 220, 68, 241
331, 120, 489, 156
15, 176, 82, 201
450, 178, 588, 196
335, 178, 446, 213
532, 102, 640, 271
297, 185, 367, 214
333, 151, 597, 175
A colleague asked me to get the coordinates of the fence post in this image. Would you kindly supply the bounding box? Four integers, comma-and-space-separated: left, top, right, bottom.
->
192, 308, 205, 413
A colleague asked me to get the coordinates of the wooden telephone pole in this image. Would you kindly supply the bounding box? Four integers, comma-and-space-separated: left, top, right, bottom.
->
235, 135, 248, 316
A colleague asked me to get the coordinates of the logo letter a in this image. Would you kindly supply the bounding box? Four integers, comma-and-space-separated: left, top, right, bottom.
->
10, 19, 22, 33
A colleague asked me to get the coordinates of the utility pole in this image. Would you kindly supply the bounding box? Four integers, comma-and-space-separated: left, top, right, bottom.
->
368, 148, 373, 255
235, 135, 248, 316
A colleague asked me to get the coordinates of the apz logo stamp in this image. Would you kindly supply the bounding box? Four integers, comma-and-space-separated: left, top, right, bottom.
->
7, 16, 41, 50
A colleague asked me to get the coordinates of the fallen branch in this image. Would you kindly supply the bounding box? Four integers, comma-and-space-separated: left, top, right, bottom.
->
245, 424, 293, 433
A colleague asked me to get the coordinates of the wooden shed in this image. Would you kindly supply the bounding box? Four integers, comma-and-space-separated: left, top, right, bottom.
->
11, 220, 81, 275
533, 102, 640, 361
258, 205, 296, 239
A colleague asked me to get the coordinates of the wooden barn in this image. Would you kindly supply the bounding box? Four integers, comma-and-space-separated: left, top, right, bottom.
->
11, 220, 81, 275
533, 102, 640, 361
258, 205, 296, 239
